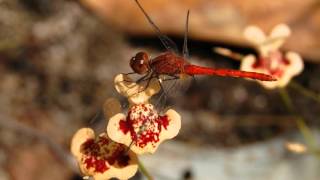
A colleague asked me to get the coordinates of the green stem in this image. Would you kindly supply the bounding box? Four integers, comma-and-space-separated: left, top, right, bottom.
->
279, 88, 320, 159
295, 117, 317, 150
289, 81, 320, 104
278, 88, 294, 111
138, 158, 154, 180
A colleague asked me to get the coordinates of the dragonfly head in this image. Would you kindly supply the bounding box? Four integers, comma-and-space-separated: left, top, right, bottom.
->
130, 51, 150, 74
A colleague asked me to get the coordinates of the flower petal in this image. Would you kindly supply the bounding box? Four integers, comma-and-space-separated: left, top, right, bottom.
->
269, 51, 304, 88
94, 150, 138, 180
274, 71, 293, 88
270, 24, 291, 40
114, 74, 161, 104
260, 80, 282, 89
244, 25, 266, 46
71, 128, 95, 158
160, 109, 181, 140
285, 51, 304, 75
240, 54, 257, 73
107, 113, 132, 147
244, 24, 292, 56
261, 24, 291, 54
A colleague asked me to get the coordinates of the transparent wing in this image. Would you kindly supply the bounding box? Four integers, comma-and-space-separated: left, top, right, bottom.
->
152, 74, 193, 112
183, 10, 190, 58
134, 0, 179, 53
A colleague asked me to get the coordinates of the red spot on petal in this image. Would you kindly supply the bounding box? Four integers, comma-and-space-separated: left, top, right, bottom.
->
84, 157, 109, 173
80, 136, 131, 173
157, 115, 169, 130
117, 153, 130, 167
251, 51, 291, 78
252, 58, 264, 69
119, 104, 171, 148
119, 119, 132, 135
283, 58, 290, 65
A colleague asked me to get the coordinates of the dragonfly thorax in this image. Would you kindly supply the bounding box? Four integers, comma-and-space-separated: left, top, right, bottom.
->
130, 51, 150, 74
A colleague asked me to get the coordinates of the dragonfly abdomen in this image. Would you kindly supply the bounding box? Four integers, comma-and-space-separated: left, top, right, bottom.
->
184, 64, 276, 81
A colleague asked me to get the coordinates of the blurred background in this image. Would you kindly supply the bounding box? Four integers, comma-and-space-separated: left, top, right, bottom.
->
0, 0, 320, 179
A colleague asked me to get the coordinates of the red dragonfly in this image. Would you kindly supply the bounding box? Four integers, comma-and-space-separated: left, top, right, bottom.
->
129, 0, 276, 93
113, 0, 277, 152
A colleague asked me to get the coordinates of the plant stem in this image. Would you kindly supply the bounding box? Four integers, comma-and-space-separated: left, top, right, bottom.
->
138, 158, 154, 180
279, 88, 294, 111
295, 117, 317, 150
289, 81, 320, 104
279, 88, 320, 158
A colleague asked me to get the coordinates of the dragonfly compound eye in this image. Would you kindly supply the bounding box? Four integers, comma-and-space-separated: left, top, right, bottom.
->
130, 51, 150, 74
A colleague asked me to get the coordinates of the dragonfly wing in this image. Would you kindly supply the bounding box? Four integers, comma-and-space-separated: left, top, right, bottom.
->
158, 33, 179, 54
182, 10, 190, 59
152, 74, 193, 112
134, 0, 179, 53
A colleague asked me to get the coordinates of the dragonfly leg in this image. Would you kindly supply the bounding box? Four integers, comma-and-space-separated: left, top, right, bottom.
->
136, 73, 155, 94
153, 75, 179, 111
122, 72, 156, 96
156, 75, 175, 100
136, 72, 152, 84
124, 72, 136, 75
120, 72, 152, 83
191, 75, 197, 85
119, 72, 136, 83
161, 75, 179, 82
119, 72, 149, 84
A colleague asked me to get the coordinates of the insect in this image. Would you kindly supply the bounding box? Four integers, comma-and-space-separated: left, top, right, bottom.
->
117, 0, 277, 153
128, 0, 276, 92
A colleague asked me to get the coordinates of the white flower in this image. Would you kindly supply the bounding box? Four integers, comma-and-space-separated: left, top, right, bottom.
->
241, 24, 304, 89
114, 74, 160, 105
71, 128, 138, 180
107, 102, 181, 154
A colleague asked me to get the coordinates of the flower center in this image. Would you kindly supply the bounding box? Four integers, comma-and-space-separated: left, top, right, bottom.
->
80, 135, 130, 173
119, 104, 170, 148
252, 51, 290, 77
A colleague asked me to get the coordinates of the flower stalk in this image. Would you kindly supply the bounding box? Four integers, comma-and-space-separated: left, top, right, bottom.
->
289, 81, 320, 104
138, 158, 154, 180
279, 88, 320, 159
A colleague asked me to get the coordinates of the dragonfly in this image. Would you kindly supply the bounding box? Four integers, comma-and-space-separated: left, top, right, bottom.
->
114, 0, 277, 154
128, 0, 276, 94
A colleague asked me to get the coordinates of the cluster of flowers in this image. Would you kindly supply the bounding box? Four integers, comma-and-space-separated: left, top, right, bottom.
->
71, 74, 181, 180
